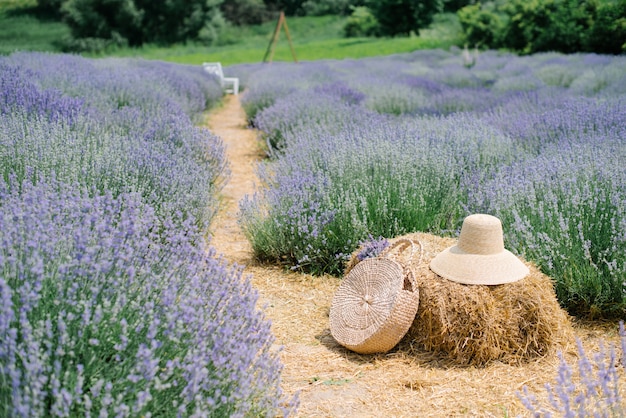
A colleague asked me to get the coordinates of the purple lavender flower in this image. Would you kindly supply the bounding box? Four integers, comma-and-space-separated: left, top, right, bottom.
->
356, 235, 390, 261
518, 322, 626, 416
0, 178, 293, 417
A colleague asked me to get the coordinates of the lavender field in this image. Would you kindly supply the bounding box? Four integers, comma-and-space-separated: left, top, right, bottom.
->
1, 48, 624, 416
234, 50, 626, 319
0, 53, 293, 417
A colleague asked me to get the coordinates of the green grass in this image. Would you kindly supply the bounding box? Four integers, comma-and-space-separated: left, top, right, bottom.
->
0, 1, 464, 64
116, 36, 451, 66
0, 0, 70, 55
108, 14, 463, 65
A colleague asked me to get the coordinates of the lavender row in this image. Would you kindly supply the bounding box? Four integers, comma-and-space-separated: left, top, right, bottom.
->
0, 178, 291, 416
234, 50, 626, 317
3, 52, 223, 121
236, 51, 626, 123
1, 53, 227, 231
1, 53, 293, 416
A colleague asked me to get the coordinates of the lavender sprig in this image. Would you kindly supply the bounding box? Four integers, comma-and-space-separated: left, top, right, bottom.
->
356, 235, 390, 261
518, 322, 626, 417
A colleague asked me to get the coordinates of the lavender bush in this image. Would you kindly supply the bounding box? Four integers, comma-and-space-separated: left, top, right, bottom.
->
241, 110, 521, 274
234, 51, 626, 317
0, 179, 291, 417
1, 53, 227, 232
518, 322, 626, 416
254, 83, 366, 156
467, 93, 626, 316
1, 52, 294, 416
238, 61, 327, 124
3, 53, 223, 120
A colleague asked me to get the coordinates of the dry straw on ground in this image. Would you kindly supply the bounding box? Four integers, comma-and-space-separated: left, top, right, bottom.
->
345, 232, 574, 366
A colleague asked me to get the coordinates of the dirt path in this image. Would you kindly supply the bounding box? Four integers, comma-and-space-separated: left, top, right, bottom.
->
205, 95, 260, 266
204, 95, 620, 417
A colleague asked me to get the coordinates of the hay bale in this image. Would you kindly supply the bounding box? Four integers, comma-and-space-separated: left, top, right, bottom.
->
344, 232, 574, 366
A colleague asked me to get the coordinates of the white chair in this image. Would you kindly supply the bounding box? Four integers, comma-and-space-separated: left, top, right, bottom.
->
202, 62, 239, 95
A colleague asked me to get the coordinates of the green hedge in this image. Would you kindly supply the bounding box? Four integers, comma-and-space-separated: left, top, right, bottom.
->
458, 0, 626, 54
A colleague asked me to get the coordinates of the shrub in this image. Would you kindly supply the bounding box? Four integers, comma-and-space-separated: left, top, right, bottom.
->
240, 110, 521, 274
585, 0, 626, 54
366, 0, 443, 36
443, 0, 474, 12
60, 35, 128, 54
239, 61, 329, 123
363, 82, 428, 115
36, 0, 64, 18
343, 6, 379, 37
254, 83, 365, 156
500, 0, 590, 54
457, 2, 506, 48
1, 53, 226, 232
263, 0, 306, 16
535, 64, 579, 88
474, 96, 626, 317
568, 55, 626, 97
60, 0, 226, 48
0, 179, 292, 417
302, 0, 358, 16
458, 0, 626, 54
221, 0, 271, 25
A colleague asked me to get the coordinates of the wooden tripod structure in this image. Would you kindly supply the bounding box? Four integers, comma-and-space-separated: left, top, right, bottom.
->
262, 11, 298, 63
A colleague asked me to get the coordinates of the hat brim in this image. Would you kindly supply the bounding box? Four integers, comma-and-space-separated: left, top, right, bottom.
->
429, 245, 529, 285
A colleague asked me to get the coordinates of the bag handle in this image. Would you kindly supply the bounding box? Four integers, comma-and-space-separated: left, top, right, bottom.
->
379, 238, 424, 268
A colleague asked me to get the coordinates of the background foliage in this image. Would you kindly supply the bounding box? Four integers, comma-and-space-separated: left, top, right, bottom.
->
364, 0, 444, 36
3, 0, 622, 58
1, 1, 464, 64
458, 0, 626, 54
61, 0, 226, 48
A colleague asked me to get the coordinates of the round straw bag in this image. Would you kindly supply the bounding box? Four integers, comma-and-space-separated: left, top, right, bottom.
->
330, 238, 423, 354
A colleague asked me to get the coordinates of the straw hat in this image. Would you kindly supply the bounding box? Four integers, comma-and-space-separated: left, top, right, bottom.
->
429, 214, 529, 285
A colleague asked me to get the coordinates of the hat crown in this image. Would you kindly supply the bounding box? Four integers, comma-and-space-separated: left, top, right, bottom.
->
457, 214, 505, 255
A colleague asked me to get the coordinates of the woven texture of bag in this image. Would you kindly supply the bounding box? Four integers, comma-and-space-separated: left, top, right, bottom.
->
330, 238, 423, 354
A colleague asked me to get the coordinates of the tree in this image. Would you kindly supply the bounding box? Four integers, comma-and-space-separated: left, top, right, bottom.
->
302, 0, 364, 16
457, 0, 625, 55
61, 0, 225, 48
36, 0, 65, 18
500, 0, 590, 54
344, 6, 379, 36
584, 0, 626, 54
262, 0, 306, 15
366, 0, 443, 36
61, 0, 142, 46
443, 0, 475, 12
222, 0, 271, 25
457, 2, 506, 48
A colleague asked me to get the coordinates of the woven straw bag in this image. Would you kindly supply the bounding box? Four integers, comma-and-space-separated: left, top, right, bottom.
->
330, 238, 423, 354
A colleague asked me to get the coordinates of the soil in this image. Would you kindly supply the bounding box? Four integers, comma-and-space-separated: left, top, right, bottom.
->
204, 94, 623, 417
